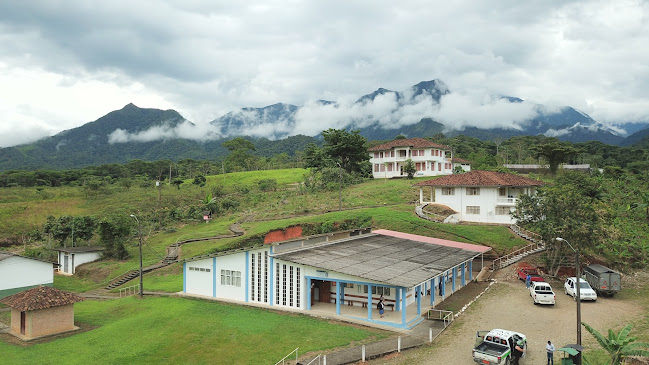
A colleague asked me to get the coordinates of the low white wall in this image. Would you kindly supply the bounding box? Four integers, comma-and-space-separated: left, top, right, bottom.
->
0, 256, 53, 291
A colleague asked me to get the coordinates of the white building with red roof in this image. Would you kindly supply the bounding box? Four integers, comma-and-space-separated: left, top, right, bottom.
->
414, 170, 546, 224
368, 138, 470, 179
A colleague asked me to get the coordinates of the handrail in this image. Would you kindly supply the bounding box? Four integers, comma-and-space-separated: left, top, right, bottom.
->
119, 284, 140, 297
492, 241, 544, 270
427, 309, 454, 327
274, 347, 299, 365
305, 354, 322, 365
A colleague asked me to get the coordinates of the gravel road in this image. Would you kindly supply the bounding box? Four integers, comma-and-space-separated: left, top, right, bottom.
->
368, 271, 641, 364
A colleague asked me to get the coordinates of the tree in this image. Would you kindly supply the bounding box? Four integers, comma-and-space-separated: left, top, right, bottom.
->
98, 216, 131, 260
222, 137, 256, 172
321, 129, 369, 174
403, 159, 416, 179
582, 322, 649, 364
512, 173, 604, 275
202, 192, 218, 214
530, 141, 579, 175
172, 178, 183, 190
303, 143, 329, 169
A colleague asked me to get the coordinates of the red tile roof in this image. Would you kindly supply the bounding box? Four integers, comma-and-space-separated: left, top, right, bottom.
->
0, 286, 84, 311
368, 138, 451, 151
374, 229, 491, 253
414, 170, 546, 187
451, 157, 471, 163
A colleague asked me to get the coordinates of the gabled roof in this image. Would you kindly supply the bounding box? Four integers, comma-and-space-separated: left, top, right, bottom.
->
273, 230, 489, 288
0, 251, 56, 265
451, 157, 471, 164
0, 286, 83, 311
414, 170, 546, 187
368, 138, 451, 152
55, 246, 105, 253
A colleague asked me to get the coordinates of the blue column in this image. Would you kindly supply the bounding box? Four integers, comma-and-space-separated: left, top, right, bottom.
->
306, 278, 311, 310
442, 275, 446, 299
367, 284, 373, 319
401, 287, 407, 325
430, 277, 435, 305
469, 260, 473, 281
336, 281, 341, 315
395, 287, 401, 311
416, 285, 421, 315
461, 262, 466, 287
452, 267, 457, 293
245, 251, 249, 302
212, 257, 217, 297
183, 262, 187, 293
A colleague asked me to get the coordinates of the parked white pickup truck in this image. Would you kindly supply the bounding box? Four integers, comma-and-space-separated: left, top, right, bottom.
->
473, 329, 527, 365
529, 281, 556, 305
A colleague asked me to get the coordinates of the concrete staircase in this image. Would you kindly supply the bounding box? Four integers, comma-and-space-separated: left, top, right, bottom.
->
491, 225, 546, 270
105, 263, 167, 290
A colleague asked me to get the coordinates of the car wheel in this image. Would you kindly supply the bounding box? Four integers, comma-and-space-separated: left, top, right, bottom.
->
504, 356, 511, 365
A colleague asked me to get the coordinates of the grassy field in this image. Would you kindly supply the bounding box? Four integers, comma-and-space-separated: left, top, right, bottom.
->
0, 296, 390, 364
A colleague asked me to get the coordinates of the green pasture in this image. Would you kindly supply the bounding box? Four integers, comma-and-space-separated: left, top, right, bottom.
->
0, 296, 389, 364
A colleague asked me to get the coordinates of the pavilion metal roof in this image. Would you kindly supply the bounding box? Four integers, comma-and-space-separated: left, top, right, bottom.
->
273, 232, 485, 288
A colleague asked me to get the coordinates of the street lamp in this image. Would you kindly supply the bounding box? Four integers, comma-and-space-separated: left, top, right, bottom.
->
130, 214, 144, 299
556, 237, 581, 350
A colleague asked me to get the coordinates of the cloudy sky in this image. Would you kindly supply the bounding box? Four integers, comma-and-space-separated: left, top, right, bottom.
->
1, 0, 648, 147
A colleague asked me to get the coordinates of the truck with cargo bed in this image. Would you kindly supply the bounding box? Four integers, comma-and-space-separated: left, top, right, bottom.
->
473, 329, 527, 365
583, 264, 621, 297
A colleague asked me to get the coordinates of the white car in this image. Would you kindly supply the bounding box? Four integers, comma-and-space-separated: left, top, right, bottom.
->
564, 277, 597, 301
529, 281, 556, 305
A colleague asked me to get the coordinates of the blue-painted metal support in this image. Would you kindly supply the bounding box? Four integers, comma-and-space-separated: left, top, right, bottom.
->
396, 287, 401, 311
469, 260, 473, 281
401, 287, 407, 324
461, 262, 466, 287
430, 277, 435, 305
452, 266, 457, 293
416, 284, 421, 315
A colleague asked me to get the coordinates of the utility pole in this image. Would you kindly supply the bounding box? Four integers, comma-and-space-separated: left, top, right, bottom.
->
130, 215, 144, 298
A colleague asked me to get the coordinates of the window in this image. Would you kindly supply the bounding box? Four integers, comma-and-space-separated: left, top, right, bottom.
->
362, 285, 391, 296
282, 264, 287, 306
466, 206, 480, 214
390, 151, 395, 157
379, 152, 384, 158
412, 150, 418, 157
221, 270, 241, 287
276, 262, 280, 305
374, 164, 379, 172
499, 187, 507, 196
289, 266, 294, 307
264, 251, 269, 303
374, 152, 379, 158
257, 252, 262, 302
296, 267, 301, 307
379, 164, 385, 172
466, 187, 480, 196
441, 187, 455, 195
496, 206, 512, 215
435, 150, 439, 156
251, 252, 255, 299
189, 267, 210, 272
387, 163, 393, 172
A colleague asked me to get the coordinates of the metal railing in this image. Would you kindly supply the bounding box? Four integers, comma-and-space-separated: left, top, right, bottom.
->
119, 284, 141, 297
274, 347, 299, 365
427, 309, 454, 327
305, 354, 323, 365
510, 224, 542, 241
496, 197, 518, 205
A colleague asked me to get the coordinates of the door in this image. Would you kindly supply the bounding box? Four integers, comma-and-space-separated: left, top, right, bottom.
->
20, 311, 26, 335
64, 255, 69, 273
319, 281, 331, 303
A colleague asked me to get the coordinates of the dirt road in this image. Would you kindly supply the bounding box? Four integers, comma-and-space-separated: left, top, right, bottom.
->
369, 273, 642, 364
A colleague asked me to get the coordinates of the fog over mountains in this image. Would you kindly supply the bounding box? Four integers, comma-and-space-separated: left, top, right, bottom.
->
1, 79, 648, 171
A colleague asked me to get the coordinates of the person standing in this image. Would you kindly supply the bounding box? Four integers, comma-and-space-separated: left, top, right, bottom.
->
546, 340, 555, 365
525, 273, 532, 288
377, 298, 385, 318
513, 340, 525, 365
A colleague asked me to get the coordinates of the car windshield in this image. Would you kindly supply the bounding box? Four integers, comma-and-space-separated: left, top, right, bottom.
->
579, 282, 591, 289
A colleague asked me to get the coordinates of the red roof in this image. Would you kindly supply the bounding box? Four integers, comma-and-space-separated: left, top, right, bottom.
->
451, 157, 471, 164
374, 229, 491, 253
368, 138, 451, 151
0, 286, 84, 311
414, 170, 546, 187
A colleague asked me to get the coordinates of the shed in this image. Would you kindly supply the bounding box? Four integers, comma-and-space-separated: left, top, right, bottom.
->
56, 246, 104, 275
0, 252, 55, 299
0, 286, 84, 340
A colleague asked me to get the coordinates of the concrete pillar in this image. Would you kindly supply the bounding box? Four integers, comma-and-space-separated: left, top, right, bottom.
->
416, 285, 421, 315
469, 260, 473, 281
396, 287, 401, 311
306, 278, 311, 310
401, 287, 407, 325
461, 262, 466, 287
452, 266, 457, 293
336, 281, 341, 315
419, 188, 424, 203
430, 277, 435, 305
367, 284, 373, 319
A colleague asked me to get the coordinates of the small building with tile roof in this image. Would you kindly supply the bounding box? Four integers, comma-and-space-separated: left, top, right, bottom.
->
414, 170, 546, 224
181, 228, 490, 330
368, 138, 470, 179
0, 286, 84, 340
0, 252, 55, 299
55, 246, 105, 275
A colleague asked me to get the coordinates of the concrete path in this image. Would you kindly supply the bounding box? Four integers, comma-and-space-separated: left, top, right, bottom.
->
300, 319, 448, 365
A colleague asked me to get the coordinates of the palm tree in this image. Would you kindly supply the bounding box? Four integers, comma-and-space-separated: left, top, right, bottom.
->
202, 192, 217, 214
582, 322, 649, 364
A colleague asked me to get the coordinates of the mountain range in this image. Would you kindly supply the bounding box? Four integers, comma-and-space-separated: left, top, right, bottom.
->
1, 79, 648, 171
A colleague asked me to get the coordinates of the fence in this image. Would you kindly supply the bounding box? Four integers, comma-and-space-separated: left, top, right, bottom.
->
427, 309, 454, 327
119, 284, 141, 297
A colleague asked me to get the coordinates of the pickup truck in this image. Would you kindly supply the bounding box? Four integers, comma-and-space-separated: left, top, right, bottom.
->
529, 281, 555, 305
517, 265, 544, 282
473, 329, 527, 365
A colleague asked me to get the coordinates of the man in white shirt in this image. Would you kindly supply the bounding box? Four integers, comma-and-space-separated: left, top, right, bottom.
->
546, 340, 555, 365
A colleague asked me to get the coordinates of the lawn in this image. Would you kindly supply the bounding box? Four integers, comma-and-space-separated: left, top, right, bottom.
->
0, 296, 389, 364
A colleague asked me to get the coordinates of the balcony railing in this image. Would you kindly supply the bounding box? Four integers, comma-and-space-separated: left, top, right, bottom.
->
496, 197, 518, 205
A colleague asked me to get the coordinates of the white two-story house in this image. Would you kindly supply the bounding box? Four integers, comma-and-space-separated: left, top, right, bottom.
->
414, 170, 546, 224
368, 138, 470, 179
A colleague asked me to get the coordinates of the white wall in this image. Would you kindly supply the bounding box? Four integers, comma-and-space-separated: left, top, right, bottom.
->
185, 258, 215, 297
58, 251, 102, 274
0, 256, 53, 291
434, 186, 516, 224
